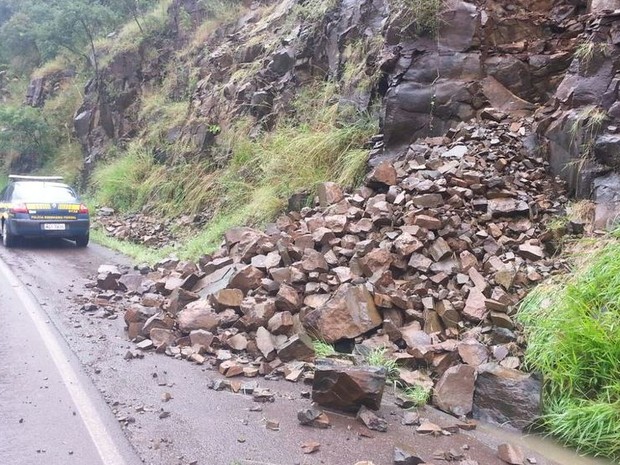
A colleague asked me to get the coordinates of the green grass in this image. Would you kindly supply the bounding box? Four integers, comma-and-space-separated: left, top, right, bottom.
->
398, 0, 445, 37
402, 384, 432, 407
90, 228, 170, 264
91, 81, 376, 258
518, 238, 620, 459
364, 347, 399, 380
313, 340, 336, 358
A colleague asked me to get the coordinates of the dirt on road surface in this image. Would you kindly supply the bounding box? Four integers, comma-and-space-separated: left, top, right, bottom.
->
0, 238, 613, 465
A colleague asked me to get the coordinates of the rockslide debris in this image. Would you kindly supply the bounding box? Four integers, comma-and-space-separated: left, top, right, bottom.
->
91, 114, 570, 427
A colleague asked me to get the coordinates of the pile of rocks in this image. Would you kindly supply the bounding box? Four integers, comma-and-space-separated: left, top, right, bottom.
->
94, 207, 199, 248
92, 113, 571, 428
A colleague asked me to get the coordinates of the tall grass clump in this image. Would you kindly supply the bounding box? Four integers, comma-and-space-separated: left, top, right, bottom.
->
518, 240, 620, 459
397, 0, 445, 37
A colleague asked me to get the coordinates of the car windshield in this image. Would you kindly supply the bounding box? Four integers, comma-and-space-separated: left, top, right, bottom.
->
12, 183, 78, 203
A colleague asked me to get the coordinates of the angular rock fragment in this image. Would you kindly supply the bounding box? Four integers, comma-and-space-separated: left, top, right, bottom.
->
357, 405, 387, 432
497, 443, 524, 465
312, 359, 386, 412
393, 445, 425, 465
433, 364, 476, 416
297, 408, 330, 429
473, 363, 541, 430
177, 300, 220, 332
303, 284, 382, 343
277, 333, 315, 362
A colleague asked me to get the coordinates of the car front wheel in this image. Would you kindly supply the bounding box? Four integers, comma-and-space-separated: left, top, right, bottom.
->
75, 233, 89, 248
2, 221, 16, 247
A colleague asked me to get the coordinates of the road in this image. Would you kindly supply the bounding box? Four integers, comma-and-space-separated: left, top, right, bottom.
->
0, 241, 140, 465
0, 238, 613, 465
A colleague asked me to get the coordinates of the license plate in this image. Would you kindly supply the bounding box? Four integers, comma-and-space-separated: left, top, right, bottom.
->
42, 223, 65, 231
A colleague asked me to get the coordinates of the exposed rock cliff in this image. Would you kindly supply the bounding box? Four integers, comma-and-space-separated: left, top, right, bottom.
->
23, 0, 620, 226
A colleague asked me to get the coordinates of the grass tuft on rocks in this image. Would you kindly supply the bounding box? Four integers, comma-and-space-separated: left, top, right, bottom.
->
313, 340, 336, 358
364, 347, 399, 381
518, 238, 620, 459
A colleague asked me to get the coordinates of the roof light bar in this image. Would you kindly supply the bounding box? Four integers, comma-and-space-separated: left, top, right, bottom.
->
9, 175, 64, 181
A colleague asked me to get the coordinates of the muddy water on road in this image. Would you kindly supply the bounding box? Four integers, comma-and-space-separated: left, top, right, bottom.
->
477, 423, 616, 465
0, 238, 616, 465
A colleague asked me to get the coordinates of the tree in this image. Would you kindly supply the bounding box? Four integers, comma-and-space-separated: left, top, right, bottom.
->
0, 105, 52, 156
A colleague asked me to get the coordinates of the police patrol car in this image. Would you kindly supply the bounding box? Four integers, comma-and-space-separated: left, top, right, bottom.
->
0, 175, 90, 247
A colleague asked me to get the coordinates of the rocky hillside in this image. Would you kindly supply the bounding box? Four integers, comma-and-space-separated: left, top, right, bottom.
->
10, 0, 620, 459
16, 0, 620, 233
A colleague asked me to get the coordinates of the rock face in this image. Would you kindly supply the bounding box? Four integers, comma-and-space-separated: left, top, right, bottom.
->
473, 363, 542, 430
312, 360, 387, 412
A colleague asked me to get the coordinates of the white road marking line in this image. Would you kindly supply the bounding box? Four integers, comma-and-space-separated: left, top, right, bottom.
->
0, 258, 129, 465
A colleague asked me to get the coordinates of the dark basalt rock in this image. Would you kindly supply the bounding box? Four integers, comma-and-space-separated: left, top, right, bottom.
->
312, 359, 387, 412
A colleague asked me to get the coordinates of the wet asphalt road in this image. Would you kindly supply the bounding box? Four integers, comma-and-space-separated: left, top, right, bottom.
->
0, 238, 613, 465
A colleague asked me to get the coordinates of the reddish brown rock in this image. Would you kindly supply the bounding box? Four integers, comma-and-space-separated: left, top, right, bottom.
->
256, 326, 276, 359
227, 333, 249, 351
359, 248, 393, 276
518, 243, 544, 261
488, 198, 529, 217
297, 408, 330, 429
177, 300, 220, 332
433, 364, 476, 416
312, 359, 387, 412
428, 237, 452, 261
458, 339, 489, 366
97, 265, 121, 290
462, 288, 488, 322
317, 182, 344, 207
267, 311, 294, 335
189, 329, 214, 350
239, 298, 276, 331
209, 288, 244, 311
368, 161, 397, 186
149, 328, 177, 348
473, 363, 542, 430
275, 283, 302, 313
219, 360, 244, 377
277, 333, 315, 362
303, 284, 382, 343
497, 443, 524, 465
168, 288, 199, 315
357, 405, 388, 432
301, 249, 329, 273
400, 323, 431, 348
229, 265, 264, 293
413, 215, 442, 230
393, 233, 423, 256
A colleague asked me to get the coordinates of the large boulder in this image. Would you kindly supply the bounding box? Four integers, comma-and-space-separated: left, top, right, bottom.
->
312, 359, 387, 412
303, 284, 382, 343
432, 364, 476, 416
177, 300, 221, 332
473, 363, 542, 430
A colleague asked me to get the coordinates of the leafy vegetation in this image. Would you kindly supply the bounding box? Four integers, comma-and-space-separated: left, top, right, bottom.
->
0, 105, 52, 157
0, 0, 159, 75
518, 238, 620, 459
568, 105, 607, 159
